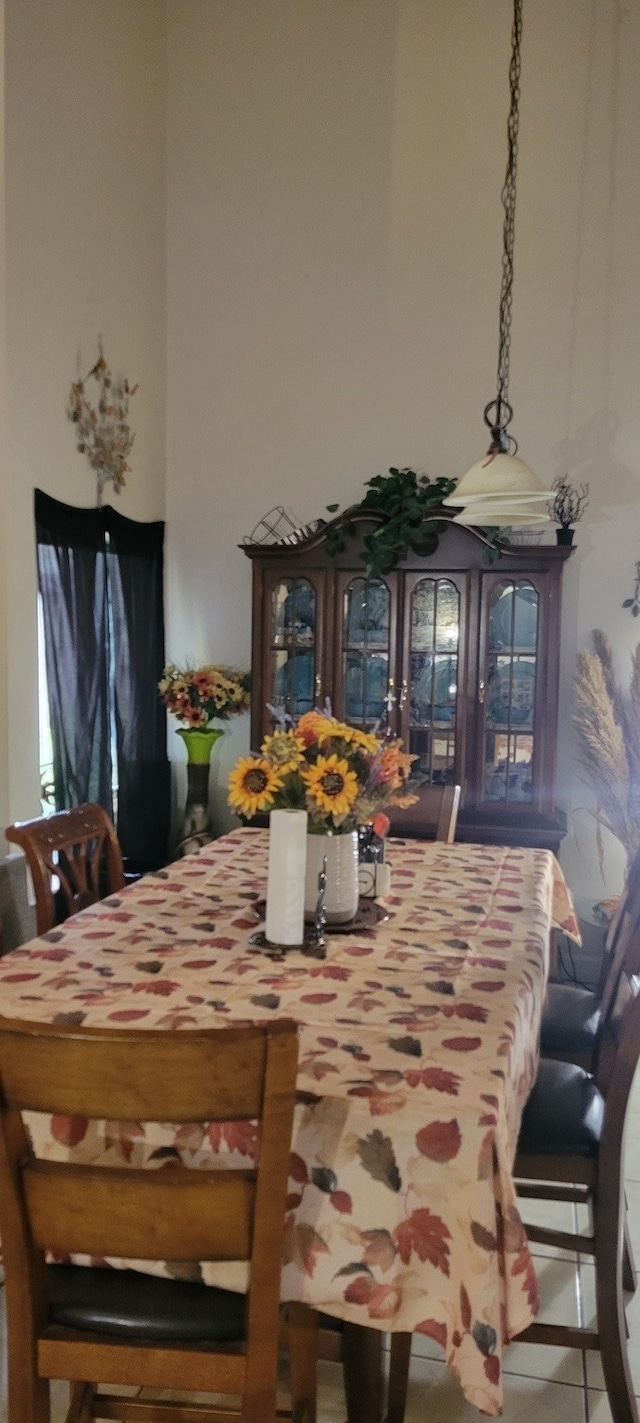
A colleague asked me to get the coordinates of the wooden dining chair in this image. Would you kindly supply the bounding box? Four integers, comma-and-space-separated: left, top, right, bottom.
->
540, 844, 640, 1072
0, 1017, 317, 1423
537, 849, 640, 1297
5, 803, 125, 935
387, 783, 461, 842
512, 895, 640, 1423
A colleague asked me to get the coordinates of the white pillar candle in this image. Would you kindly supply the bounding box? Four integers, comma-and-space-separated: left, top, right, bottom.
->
266, 809, 308, 946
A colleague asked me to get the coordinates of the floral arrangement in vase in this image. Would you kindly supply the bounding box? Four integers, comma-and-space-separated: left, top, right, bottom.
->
228, 711, 417, 830
159, 664, 250, 858
67, 339, 139, 506
158, 664, 251, 728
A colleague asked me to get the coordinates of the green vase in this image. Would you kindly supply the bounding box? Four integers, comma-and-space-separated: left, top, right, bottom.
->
176, 727, 224, 857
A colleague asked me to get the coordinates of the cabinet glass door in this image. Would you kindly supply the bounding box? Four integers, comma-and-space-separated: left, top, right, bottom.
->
407, 577, 460, 784
341, 577, 391, 726
483, 580, 539, 803
268, 577, 317, 721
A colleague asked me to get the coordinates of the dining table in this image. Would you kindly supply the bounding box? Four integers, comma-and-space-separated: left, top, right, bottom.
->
0, 827, 579, 1418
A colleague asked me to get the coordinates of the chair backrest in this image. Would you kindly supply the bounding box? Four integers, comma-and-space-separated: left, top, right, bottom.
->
388, 783, 461, 842
5, 803, 125, 935
0, 1018, 299, 1421
593, 853, 640, 1098
584, 911, 640, 1264
594, 844, 640, 1022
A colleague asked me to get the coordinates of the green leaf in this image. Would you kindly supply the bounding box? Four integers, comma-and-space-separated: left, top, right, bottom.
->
326, 503, 339, 513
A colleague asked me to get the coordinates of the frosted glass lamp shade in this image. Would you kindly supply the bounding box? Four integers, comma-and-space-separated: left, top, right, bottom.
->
452, 501, 551, 527
446, 490, 550, 506
444, 451, 552, 505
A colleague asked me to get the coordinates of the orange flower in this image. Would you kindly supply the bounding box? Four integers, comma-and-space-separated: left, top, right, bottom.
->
296, 710, 330, 747
375, 744, 415, 789
183, 704, 207, 727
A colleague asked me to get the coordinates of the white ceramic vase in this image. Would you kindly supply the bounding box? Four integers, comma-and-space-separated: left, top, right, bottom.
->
304, 830, 359, 925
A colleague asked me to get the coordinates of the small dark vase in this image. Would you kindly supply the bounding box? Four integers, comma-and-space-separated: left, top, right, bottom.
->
556, 526, 575, 546
176, 728, 224, 857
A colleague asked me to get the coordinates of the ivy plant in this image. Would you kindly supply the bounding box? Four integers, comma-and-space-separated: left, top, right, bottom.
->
324, 467, 457, 579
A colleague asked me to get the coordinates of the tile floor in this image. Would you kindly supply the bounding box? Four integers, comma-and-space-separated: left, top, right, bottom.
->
0, 1078, 638, 1423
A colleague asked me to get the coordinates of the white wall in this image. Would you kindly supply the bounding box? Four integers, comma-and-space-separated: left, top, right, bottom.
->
3, 0, 166, 824
4, 0, 638, 891
165, 0, 640, 886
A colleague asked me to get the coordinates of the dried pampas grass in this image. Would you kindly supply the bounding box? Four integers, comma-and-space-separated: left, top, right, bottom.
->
573, 632, 640, 870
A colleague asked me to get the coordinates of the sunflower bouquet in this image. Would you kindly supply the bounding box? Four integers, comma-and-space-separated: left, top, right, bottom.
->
159, 664, 250, 728
228, 710, 418, 832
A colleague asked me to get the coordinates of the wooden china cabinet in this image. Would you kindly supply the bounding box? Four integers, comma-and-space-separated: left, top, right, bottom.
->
242, 515, 573, 851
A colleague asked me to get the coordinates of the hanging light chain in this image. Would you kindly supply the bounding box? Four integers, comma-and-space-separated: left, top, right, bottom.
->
451, 0, 552, 515
486, 0, 523, 452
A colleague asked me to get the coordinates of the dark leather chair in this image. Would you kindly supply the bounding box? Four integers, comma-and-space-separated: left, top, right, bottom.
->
387, 783, 461, 841
0, 1018, 317, 1423
5, 803, 125, 935
513, 880, 640, 1423
540, 844, 640, 1071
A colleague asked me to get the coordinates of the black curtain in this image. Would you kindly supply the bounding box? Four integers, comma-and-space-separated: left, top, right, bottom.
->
35, 490, 170, 871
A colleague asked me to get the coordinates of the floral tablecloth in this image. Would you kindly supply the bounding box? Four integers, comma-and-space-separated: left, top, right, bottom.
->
0, 829, 578, 1414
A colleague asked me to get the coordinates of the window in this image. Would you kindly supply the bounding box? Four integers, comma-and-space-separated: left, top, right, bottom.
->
35, 489, 170, 872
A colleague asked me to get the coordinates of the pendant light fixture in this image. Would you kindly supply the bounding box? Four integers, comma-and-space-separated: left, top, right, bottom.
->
443, 0, 552, 528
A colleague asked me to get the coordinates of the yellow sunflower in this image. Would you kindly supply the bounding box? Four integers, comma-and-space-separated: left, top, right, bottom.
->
260, 729, 305, 773
228, 757, 283, 818
343, 726, 380, 754
302, 754, 359, 819
316, 719, 379, 755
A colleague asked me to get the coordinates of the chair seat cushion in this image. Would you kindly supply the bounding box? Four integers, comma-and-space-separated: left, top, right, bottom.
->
46, 1265, 246, 1343
540, 983, 600, 1061
518, 1059, 604, 1157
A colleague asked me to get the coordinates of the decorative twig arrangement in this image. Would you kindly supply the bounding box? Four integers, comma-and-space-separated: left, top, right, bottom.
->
67, 339, 138, 506
547, 474, 589, 529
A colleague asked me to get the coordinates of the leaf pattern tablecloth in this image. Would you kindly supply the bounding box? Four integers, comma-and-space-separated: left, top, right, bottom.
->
0, 829, 579, 1414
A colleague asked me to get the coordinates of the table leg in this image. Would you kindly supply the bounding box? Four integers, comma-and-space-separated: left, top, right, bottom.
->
341, 1323, 384, 1423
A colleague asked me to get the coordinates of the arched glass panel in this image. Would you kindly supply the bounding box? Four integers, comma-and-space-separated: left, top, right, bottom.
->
342, 578, 390, 726
269, 578, 316, 719
409, 579, 459, 784
484, 581, 539, 802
